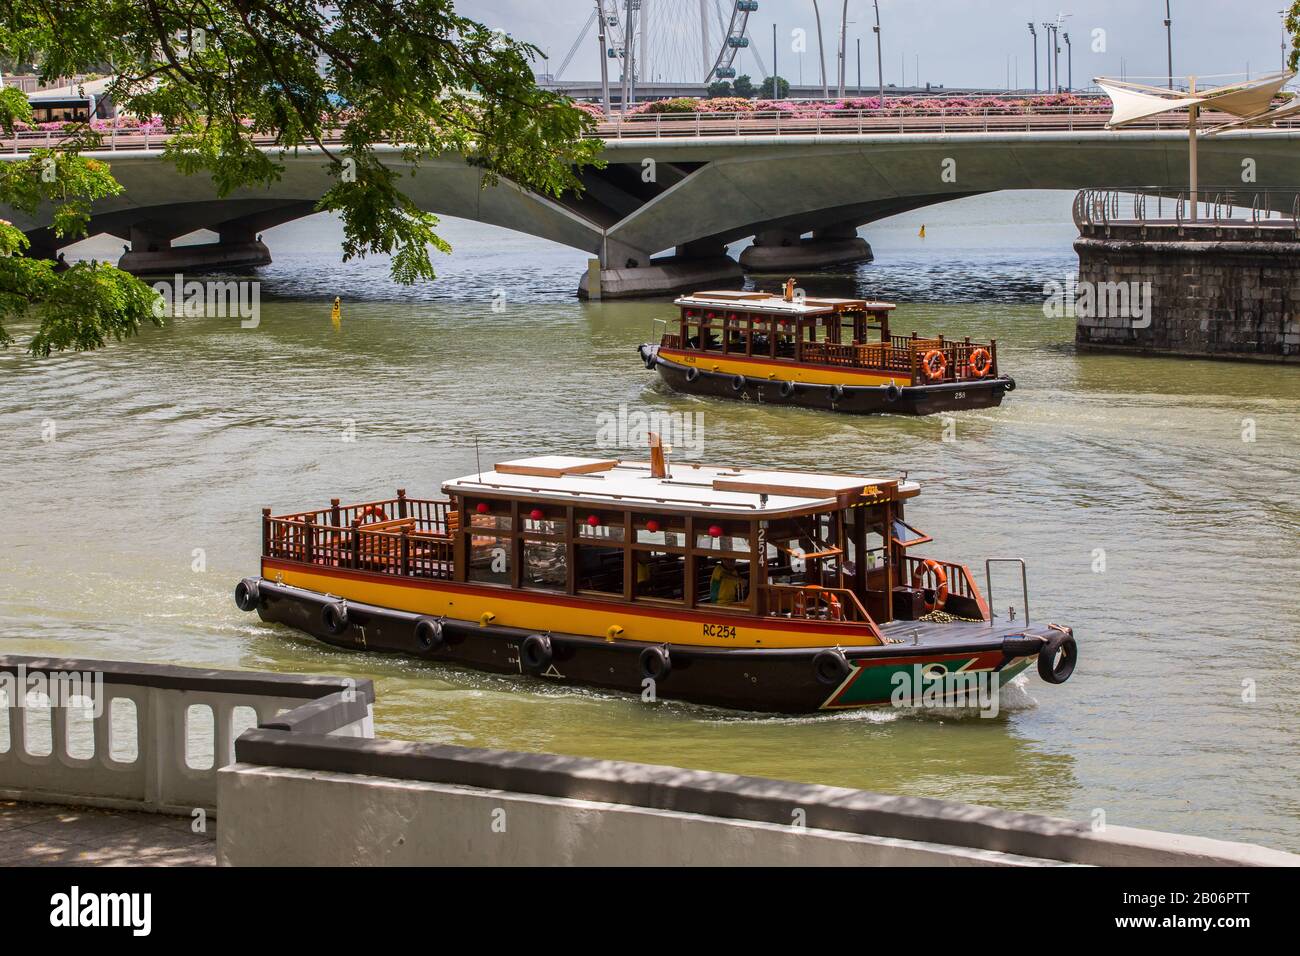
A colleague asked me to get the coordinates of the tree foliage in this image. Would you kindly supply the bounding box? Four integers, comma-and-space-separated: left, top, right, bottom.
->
0, 0, 600, 353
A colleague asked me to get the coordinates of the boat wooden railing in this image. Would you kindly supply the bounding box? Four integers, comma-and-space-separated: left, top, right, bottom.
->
794, 336, 997, 383
902, 555, 989, 618
763, 584, 874, 624
264, 494, 457, 580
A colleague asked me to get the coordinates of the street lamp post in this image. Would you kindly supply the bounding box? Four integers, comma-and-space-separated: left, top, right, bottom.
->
1064, 32, 1072, 91
595, 0, 610, 115
812, 0, 830, 99
1028, 22, 1038, 93
873, 0, 884, 105
1165, 1, 1173, 89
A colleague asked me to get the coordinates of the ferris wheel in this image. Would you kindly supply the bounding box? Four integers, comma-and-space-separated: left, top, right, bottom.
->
557, 1, 765, 87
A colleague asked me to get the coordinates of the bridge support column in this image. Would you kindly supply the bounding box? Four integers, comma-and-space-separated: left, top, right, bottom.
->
739, 224, 874, 273
578, 237, 741, 300
118, 223, 271, 276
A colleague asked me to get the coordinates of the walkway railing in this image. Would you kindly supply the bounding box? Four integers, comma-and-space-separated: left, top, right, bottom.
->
7, 103, 1298, 154
587, 104, 1267, 139
1073, 186, 1300, 236
0, 656, 373, 814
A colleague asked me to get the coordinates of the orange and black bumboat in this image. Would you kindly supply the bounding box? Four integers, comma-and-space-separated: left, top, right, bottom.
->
235, 448, 1077, 714
638, 283, 1015, 415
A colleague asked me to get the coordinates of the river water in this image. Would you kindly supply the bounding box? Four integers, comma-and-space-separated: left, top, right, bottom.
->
3, 191, 1298, 850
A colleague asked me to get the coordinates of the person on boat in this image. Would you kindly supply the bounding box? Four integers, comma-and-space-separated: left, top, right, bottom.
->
710, 559, 744, 605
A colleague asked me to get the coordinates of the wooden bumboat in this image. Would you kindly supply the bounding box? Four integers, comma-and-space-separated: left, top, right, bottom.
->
235, 445, 1076, 713
639, 282, 1015, 415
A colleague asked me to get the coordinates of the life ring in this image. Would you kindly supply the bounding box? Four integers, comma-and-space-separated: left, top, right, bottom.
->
793, 590, 807, 618
685, 366, 700, 383
910, 559, 949, 612
731, 374, 747, 392
358, 504, 387, 523
968, 348, 993, 378
520, 633, 552, 673
1037, 629, 1078, 684
825, 594, 843, 621
234, 578, 261, 612
321, 601, 349, 635
922, 349, 948, 382
414, 617, 444, 651
639, 644, 672, 682
812, 648, 852, 686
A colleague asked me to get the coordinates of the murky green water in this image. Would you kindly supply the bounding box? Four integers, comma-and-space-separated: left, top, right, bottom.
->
2, 193, 1298, 850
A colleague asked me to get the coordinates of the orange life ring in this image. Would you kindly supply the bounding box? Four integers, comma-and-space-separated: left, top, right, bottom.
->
358, 505, 388, 523
911, 559, 949, 613
922, 349, 948, 381
968, 348, 992, 378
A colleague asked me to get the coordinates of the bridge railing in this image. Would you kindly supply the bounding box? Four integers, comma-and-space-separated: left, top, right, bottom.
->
6, 104, 1298, 153
587, 105, 1269, 139
1073, 186, 1300, 235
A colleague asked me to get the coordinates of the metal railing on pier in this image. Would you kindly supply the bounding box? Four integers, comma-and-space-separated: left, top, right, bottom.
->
1073, 187, 1300, 237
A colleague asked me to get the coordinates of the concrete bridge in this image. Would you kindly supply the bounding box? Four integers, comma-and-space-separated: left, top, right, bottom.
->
6, 113, 1300, 297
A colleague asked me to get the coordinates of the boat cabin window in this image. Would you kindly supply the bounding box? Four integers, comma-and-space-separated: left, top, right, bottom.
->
521, 504, 565, 591
724, 311, 750, 354
577, 543, 624, 595
696, 555, 750, 608
773, 318, 797, 360
694, 518, 751, 554
632, 514, 687, 604
891, 519, 932, 549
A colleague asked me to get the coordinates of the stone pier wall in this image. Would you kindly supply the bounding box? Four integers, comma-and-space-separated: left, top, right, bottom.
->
1075, 229, 1300, 363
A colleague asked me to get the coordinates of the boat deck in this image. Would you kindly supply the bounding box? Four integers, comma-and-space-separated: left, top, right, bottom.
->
879, 619, 1048, 650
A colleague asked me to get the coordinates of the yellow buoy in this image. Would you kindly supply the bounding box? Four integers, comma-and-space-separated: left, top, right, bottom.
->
918, 225, 926, 239
331, 296, 341, 330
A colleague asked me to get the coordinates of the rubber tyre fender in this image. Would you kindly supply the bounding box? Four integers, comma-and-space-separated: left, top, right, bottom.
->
414, 616, 444, 651
779, 379, 797, 399
1002, 635, 1044, 657
731, 374, 747, 393
1037, 631, 1077, 684
1004, 376, 1017, 393
812, 648, 853, 686
685, 366, 700, 384
520, 633, 553, 673
884, 383, 901, 402
639, 644, 672, 683
233, 578, 261, 612
321, 601, 349, 635
829, 384, 846, 403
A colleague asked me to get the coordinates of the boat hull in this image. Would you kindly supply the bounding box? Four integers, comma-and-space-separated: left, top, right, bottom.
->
242, 578, 1047, 714
640, 345, 1014, 416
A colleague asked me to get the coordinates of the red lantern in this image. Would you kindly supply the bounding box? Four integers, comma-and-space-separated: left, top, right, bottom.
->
645, 519, 660, 533
708, 524, 723, 538
475, 502, 490, 514
586, 514, 600, 527
529, 508, 544, 521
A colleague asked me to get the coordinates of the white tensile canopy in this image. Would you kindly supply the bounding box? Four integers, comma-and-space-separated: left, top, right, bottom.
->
1097, 72, 1295, 129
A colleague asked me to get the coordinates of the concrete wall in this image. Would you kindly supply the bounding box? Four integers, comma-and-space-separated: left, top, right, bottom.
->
1076, 233, 1300, 362
217, 765, 1058, 866
219, 730, 1300, 867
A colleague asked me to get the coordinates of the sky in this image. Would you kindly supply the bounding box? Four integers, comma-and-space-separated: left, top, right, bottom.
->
463, 0, 1294, 92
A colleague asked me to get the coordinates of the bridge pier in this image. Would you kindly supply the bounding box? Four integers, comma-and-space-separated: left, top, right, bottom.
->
118, 223, 271, 276
579, 238, 742, 300
739, 223, 874, 273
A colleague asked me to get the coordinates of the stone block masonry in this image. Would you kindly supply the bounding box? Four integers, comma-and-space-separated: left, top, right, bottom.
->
1075, 227, 1300, 363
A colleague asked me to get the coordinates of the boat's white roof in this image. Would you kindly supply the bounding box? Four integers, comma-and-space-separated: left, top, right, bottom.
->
674, 290, 895, 315
444, 456, 917, 516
